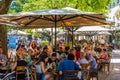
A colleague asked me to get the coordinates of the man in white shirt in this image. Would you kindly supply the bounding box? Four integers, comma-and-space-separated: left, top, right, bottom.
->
99, 37, 105, 44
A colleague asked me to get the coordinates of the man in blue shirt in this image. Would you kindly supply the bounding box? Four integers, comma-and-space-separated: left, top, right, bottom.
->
58, 54, 81, 80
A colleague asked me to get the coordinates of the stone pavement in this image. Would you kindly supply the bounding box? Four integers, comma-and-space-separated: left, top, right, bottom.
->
98, 50, 120, 80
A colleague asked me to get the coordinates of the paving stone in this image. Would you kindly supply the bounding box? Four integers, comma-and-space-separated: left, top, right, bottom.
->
99, 50, 120, 80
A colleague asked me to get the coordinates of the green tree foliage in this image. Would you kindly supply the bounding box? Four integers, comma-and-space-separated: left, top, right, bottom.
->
9, 0, 113, 14
8, 0, 28, 13
25, 29, 40, 37
22, 0, 113, 14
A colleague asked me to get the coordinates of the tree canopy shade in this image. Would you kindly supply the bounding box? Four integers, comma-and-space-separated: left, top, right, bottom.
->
9, 0, 113, 14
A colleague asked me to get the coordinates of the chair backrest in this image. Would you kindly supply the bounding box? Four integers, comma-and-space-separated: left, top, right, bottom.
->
16, 66, 26, 80
63, 70, 78, 80
16, 66, 26, 71
81, 63, 91, 69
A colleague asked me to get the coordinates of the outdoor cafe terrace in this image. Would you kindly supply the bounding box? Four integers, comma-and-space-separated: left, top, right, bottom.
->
0, 7, 118, 80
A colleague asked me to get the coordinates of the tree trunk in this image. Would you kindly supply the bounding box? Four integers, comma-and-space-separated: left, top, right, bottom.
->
0, 0, 12, 55
0, 25, 7, 55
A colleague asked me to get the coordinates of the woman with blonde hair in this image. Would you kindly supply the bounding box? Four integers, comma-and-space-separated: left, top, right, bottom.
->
47, 44, 53, 56
11, 51, 28, 80
89, 45, 96, 56
78, 52, 89, 64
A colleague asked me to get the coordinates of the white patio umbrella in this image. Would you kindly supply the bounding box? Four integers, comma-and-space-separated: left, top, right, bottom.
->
76, 26, 110, 32
97, 31, 111, 35
0, 7, 110, 50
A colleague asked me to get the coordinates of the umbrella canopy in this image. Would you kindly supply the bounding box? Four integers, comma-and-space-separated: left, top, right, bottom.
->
76, 26, 110, 32
79, 31, 98, 36
0, 7, 110, 50
8, 30, 28, 36
58, 31, 80, 35
0, 7, 109, 28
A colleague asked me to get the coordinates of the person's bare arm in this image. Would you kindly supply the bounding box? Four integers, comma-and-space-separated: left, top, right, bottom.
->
11, 62, 17, 71
0, 61, 4, 65
30, 46, 34, 52
40, 62, 52, 73
76, 61, 81, 69
59, 71, 62, 75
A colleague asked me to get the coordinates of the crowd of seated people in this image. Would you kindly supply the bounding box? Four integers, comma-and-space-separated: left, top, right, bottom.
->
0, 40, 112, 80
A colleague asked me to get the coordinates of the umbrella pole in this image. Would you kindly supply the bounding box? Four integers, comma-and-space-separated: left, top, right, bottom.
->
51, 28, 53, 46
54, 15, 57, 53
72, 27, 74, 48
68, 30, 69, 44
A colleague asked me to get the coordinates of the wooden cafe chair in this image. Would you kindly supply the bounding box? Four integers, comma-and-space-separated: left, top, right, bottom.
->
30, 68, 37, 80
89, 65, 99, 80
102, 59, 111, 72
81, 63, 91, 80
63, 70, 78, 80
81, 63, 91, 69
16, 66, 26, 80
